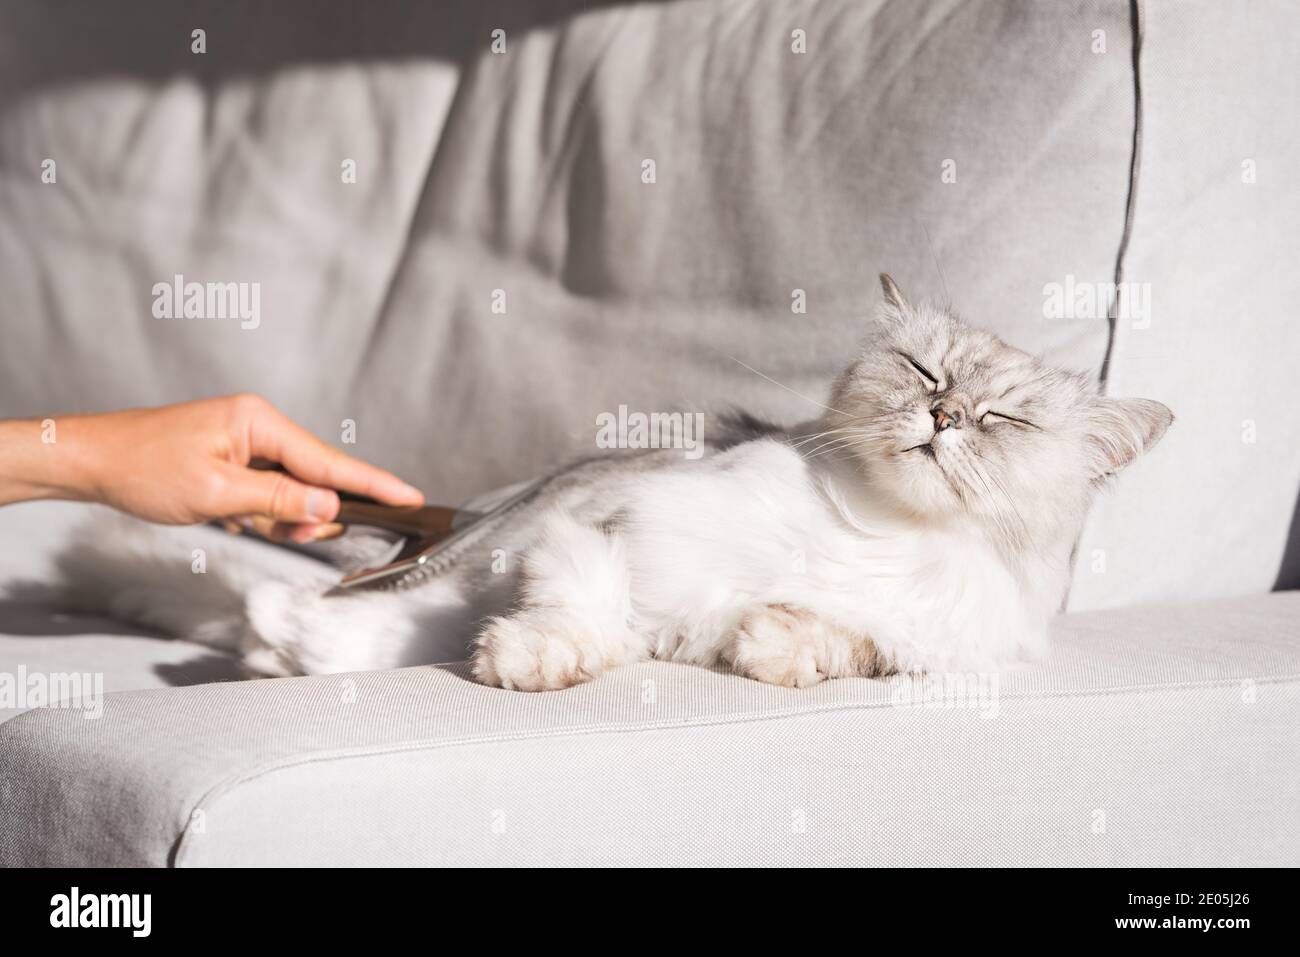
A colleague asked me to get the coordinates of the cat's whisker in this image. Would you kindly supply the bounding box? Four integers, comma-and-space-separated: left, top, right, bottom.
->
722, 354, 855, 417
805, 448, 861, 468
959, 447, 1038, 558
965, 447, 1027, 533
944, 448, 1007, 540
965, 464, 1019, 548
802, 437, 860, 461
788, 426, 870, 451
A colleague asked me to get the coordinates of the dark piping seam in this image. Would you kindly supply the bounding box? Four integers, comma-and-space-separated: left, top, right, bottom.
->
1065, 0, 1145, 611
1099, 0, 1145, 389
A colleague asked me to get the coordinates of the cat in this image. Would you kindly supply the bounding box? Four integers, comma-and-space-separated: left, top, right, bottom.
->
44, 275, 1172, 690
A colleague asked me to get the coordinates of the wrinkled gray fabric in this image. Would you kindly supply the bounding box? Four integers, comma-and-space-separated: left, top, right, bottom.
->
0, 0, 1155, 606
4, 1, 1291, 608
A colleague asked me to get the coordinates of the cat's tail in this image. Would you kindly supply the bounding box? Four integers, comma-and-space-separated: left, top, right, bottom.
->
11, 508, 482, 677
6, 509, 338, 673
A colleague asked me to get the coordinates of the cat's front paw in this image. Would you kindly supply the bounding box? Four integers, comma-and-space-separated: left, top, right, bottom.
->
472, 611, 606, 692
726, 604, 827, 688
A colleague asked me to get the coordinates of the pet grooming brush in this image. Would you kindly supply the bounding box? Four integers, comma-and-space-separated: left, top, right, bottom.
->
323, 476, 551, 596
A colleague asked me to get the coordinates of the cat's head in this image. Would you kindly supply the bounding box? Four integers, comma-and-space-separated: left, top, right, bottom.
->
825, 274, 1172, 546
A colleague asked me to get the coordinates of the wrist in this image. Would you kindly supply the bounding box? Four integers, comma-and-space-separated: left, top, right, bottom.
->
0, 415, 101, 505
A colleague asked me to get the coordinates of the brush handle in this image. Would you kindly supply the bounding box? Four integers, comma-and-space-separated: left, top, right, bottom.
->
334, 499, 458, 538
248, 460, 458, 537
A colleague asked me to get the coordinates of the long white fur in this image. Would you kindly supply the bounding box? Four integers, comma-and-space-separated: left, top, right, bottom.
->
41, 280, 1172, 689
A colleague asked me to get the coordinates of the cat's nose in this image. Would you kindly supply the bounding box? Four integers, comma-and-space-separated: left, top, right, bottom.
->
932, 406, 963, 432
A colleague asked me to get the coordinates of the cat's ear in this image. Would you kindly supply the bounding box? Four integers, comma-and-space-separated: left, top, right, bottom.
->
879, 273, 907, 310
1086, 397, 1173, 478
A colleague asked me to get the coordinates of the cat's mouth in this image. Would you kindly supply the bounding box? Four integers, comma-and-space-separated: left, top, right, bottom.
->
901, 442, 935, 458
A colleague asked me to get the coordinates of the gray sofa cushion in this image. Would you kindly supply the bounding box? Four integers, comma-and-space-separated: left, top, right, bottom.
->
0, 627, 239, 724
3, 1, 1295, 608
0, 0, 1147, 604
3, 591, 1297, 867
1070, 0, 1300, 610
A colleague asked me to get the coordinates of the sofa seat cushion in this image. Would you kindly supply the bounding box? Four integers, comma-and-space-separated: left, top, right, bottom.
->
2, 591, 1297, 866
0, 624, 242, 724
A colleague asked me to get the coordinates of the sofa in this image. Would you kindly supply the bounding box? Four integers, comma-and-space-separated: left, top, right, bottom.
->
1, 0, 1297, 866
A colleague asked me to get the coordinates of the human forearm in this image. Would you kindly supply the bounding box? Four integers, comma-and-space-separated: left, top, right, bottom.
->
0, 415, 99, 506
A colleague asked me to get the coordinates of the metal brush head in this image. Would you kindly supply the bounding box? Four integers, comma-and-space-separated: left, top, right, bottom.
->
323, 477, 550, 596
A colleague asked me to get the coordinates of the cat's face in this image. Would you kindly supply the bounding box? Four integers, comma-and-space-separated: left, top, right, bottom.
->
826, 275, 1172, 545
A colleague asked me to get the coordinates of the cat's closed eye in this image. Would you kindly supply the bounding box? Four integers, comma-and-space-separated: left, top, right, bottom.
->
898, 352, 939, 391
979, 410, 1040, 430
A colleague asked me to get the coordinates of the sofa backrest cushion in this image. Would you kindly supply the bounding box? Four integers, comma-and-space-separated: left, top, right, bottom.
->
1, 0, 1293, 610
1069, 0, 1300, 608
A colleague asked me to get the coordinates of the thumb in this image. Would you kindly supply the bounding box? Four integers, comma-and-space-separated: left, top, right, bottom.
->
217, 464, 339, 523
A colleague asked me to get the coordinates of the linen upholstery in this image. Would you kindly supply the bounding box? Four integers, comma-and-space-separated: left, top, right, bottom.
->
2, 591, 1297, 866
1070, 0, 1300, 608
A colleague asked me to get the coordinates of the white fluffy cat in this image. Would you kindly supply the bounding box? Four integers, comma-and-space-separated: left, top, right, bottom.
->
51, 276, 1171, 690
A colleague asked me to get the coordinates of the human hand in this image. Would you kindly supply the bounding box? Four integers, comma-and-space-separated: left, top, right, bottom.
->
2, 394, 423, 542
